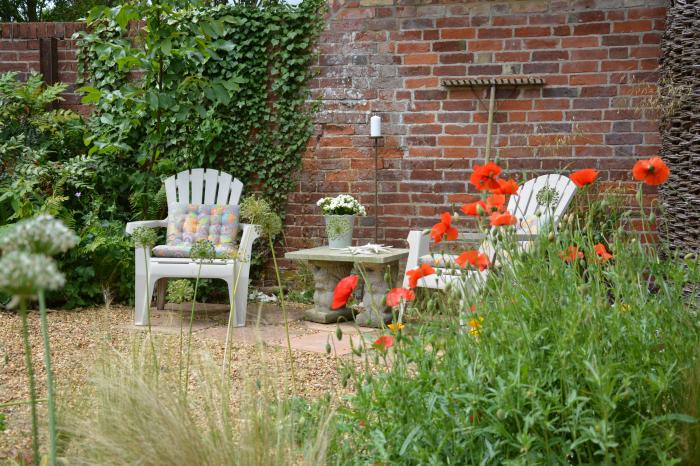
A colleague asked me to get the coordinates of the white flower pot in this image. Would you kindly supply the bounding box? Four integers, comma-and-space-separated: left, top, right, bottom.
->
324, 215, 355, 249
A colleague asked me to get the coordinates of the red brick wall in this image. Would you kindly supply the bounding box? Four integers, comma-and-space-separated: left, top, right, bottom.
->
0, 22, 86, 112
0, 0, 667, 252
287, 0, 666, 251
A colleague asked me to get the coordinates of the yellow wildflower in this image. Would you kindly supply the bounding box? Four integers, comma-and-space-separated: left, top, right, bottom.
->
388, 322, 405, 332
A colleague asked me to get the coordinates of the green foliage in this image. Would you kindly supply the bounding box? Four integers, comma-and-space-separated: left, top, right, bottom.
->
0, 72, 133, 308
75, 0, 325, 221
326, 222, 700, 463
0, 0, 116, 21
167, 279, 195, 305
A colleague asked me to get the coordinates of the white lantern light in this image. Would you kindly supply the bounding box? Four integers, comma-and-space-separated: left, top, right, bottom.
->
370, 115, 381, 138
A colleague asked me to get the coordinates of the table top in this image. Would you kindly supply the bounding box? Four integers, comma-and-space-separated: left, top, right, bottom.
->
285, 246, 409, 264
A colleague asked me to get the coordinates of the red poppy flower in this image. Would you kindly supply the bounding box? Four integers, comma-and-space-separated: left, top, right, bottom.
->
594, 243, 613, 262
632, 157, 670, 186
489, 211, 517, 227
331, 274, 358, 309
570, 169, 599, 188
386, 287, 416, 307
470, 162, 502, 191
405, 263, 436, 288
456, 250, 490, 271
559, 246, 584, 263
461, 201, 487, 217
491, 178, 519, 195
430, 212, 459, 243
373, 335, 394, 350
485, 194, 506, 213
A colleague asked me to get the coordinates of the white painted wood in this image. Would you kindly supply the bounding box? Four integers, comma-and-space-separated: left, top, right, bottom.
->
229, 178, 244, 205
404, 173, 578, 296
164, 176, 177, 206
217, 172, 233, 204
127, 169, 260, 327
176, 170, 190, 204
190, 168, 204, 204
204, 169, 219, 204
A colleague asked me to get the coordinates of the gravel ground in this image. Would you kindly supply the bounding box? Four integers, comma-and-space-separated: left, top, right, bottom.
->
0, 305, 348, 462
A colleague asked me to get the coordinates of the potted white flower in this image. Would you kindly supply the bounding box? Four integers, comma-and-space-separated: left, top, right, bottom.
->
316, 194, 366, 248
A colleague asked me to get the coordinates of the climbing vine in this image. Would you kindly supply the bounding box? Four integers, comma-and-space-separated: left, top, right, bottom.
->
75, 0, 325, 216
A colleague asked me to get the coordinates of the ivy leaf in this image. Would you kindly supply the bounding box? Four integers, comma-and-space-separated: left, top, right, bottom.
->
77, 86, 102, 104
146, 91, 159, 110
161, 38, 172, 55
115, 5, 138, 30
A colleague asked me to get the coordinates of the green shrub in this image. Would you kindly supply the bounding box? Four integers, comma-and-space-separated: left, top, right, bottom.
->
330, 227, 700, 464
0, 72, 134, 308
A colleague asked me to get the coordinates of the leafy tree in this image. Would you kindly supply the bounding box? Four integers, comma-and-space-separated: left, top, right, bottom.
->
0, 0, 116, 22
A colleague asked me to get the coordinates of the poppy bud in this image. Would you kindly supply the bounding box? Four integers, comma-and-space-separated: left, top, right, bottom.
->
648, 212, 656, 223
336, 326, 343, 341
547, 232, 555, 241
635, 189, 643, 203
476, 204, 486, 216
325, 343, 332, 354
534, 208, 542, 217
496, 409, 506, 419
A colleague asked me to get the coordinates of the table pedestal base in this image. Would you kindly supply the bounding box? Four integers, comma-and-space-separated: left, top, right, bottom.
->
304, 260, 355, 324
355, 262, 397, 328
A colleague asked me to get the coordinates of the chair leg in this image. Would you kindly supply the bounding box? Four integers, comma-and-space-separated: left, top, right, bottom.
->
156, 278, 168, 310
134, 276, 148, 326
230, 267, 249, 328
134, 248, 149, 326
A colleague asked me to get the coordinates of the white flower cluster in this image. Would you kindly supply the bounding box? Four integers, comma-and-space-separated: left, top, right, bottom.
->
0, 215, 77, 297
0, 214, 78, 255
0, 251, 66, 296
316, 194, 367, 216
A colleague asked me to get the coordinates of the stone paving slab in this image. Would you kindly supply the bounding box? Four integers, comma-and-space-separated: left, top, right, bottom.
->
124, 300, 380, 355
277, 330, 379, 356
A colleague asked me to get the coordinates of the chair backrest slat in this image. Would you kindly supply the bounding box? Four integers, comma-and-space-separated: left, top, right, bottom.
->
229, 178, 244, 205
216, 172, 233, 204
175, 170, 190, 204
203, 169, 219, 204
164, 176, 177, 205
190, 168, 205, 204
479, 173, 577, 261
163, 169, 243, 207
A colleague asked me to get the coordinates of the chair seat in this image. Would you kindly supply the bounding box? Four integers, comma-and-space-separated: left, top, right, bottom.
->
152, 244, 237, 259
419, 253, 460, 269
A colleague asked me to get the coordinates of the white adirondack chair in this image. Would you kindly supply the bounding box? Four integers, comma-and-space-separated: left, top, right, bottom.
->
404, 174, 577, 292
125, 169, 260, 327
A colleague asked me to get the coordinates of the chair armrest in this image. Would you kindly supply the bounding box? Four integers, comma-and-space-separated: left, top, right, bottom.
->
238, 223, 261, 260
125, 219, 167, 235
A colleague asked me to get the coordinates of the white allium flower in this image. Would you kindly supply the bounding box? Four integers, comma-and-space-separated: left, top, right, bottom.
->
0, 251, 66, 296
0, 215, 78, 256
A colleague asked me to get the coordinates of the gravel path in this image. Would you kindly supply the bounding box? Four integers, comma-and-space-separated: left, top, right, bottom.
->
0, 305, 347, 461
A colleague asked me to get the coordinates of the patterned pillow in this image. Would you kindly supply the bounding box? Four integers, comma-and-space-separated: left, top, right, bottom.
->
152, 203, 240, 259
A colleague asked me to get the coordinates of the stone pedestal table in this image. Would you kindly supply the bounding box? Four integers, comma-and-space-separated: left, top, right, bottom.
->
284, 246, 409, 327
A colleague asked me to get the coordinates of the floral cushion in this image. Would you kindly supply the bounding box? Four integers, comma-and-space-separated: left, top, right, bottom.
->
151, 203, 239, 259
152, 243, 237, 259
